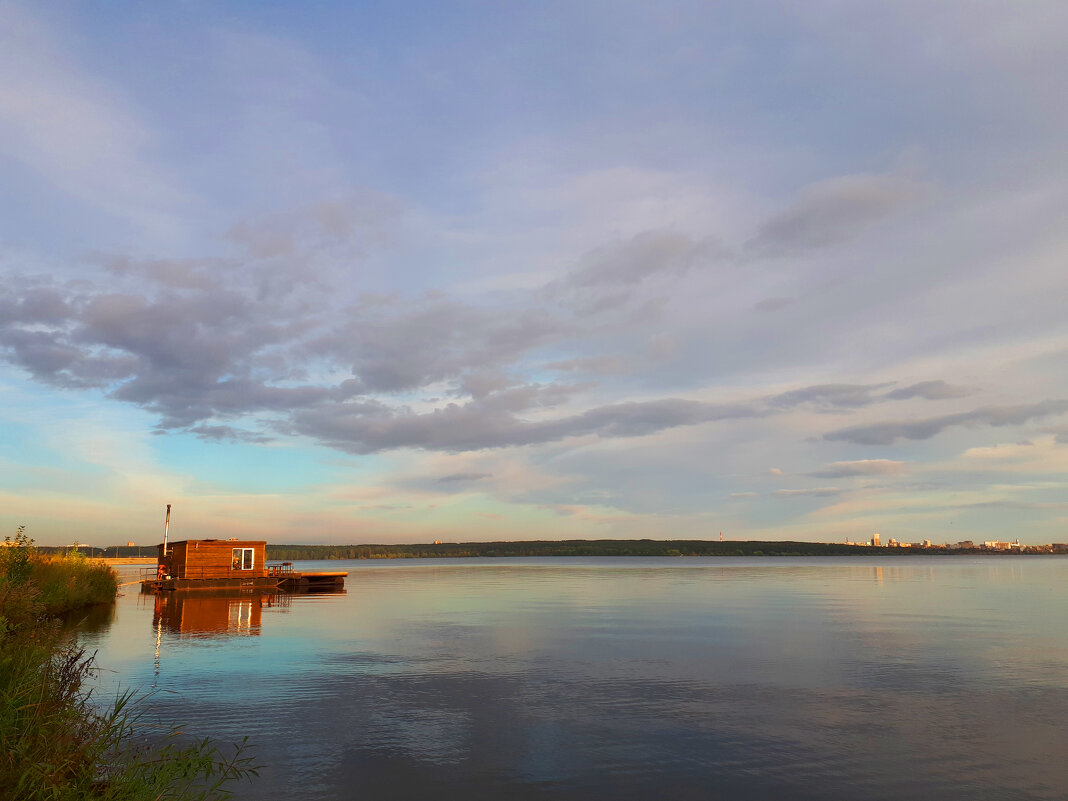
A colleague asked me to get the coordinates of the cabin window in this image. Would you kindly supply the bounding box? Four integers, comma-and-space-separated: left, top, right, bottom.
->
231, 547, 254, 571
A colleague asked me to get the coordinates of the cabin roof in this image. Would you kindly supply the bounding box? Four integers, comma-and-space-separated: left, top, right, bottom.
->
158, 539, 267, 548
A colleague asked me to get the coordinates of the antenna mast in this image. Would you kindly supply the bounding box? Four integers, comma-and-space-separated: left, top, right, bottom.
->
163, 504, 172, 556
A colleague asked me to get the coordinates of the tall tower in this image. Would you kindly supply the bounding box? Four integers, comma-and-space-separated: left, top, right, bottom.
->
872, 532, 881, 547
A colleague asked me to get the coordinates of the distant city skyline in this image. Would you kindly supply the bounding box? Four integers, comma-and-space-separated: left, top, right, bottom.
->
2, 2, 1067, 545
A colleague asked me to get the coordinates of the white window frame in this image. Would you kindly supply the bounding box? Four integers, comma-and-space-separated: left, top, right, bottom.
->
232, 547, 254, 571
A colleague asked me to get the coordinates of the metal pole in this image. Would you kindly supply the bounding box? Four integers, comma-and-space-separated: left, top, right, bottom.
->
163, 504, 171, 556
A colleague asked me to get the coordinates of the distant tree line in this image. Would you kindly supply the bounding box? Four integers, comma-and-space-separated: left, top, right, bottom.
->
263, 539, 1032, 560
33, 539, 1068, 560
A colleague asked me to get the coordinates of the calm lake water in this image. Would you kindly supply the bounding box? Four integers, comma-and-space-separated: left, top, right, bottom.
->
81, 556, 1068, 800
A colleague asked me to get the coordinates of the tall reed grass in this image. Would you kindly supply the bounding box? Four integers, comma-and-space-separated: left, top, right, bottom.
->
0, 529, 258, 800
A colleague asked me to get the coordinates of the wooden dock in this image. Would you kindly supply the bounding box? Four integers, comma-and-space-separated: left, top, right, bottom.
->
142, 569, 347, 592
277, 570, 348, 590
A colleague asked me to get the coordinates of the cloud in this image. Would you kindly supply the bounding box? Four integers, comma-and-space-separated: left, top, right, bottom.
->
0, 236, 768, 456
753, 297, 793, 312
101, 255, 228, 291
773, 487, 842, 498
308, 296, 568, 394
0, 285, 71, 323
291, 396, 764, 454
824, 400, 1068, 445
188, 424, 272, 444
436, 472, 491, 484
563, 230, 723, 289
226, 192, 402, 260
885, 380, 976, 401
746, 173, 928, 257
809, 459, 907, 478
0, 268, 333, 424
543, 355, 628, 376
770, 383, 890, 409
546, 230, 727, 314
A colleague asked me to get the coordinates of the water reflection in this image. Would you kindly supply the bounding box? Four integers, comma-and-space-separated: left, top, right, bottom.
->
143, 587, 347, 638
62, 599, 117, 634
149, 591, 265, 637
84, 557, 1068, 801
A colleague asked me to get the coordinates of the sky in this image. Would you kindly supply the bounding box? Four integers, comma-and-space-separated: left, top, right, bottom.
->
2, 1, 1067, 546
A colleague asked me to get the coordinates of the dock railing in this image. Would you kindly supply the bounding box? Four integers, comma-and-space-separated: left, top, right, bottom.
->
140, 564, 286, 580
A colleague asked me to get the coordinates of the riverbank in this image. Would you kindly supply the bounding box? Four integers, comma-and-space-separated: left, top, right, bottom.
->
0, 534, 257, 799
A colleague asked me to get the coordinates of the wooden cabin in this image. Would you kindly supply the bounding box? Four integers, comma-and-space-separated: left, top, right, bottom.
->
145, 537, 347, 592
153, 539, 277, 589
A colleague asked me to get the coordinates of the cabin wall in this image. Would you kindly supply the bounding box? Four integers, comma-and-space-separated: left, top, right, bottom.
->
156, 540, 267, 579
182, 541, 266, 579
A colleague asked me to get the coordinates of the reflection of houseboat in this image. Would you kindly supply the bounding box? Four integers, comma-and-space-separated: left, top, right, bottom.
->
141, 538, 346, 592
152, 590, 270, 637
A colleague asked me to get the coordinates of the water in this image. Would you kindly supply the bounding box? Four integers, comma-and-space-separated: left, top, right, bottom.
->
81, 557, 1068, 800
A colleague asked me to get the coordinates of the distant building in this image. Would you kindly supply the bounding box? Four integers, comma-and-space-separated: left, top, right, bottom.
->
871, 532, 881, 547
982, 539, 1021, 550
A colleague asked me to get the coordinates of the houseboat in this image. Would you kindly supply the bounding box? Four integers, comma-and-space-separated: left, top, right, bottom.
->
141, 538, 346, 592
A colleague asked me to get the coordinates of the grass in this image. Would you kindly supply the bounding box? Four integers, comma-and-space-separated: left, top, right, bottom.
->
0, 528, 258, 800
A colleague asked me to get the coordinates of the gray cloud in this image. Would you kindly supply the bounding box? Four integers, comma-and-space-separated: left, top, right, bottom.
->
5, 253, 1057, 467
291, 396, 764, 454
773, 487, 842, 498
770, 383, 890, 409
0, 285, 72, 323
188, 424, 272, 444
0, 269, 333, 426
227, 192, 402, 260
544, 230, 729, 316
101, 255, 227, 290
543, 355, 628, 375
746, 173, 927, 257
824, 400, 1068, 445
564, 230, 724, 289
227, 221, 296, 259
809, 459, 907, 478
2, 248, 754, 453
753, 296, 794, 313
0, 210, 1054, 468
309, 297, 568, 394
885, 380, 976, 401
437, 472, 491, 483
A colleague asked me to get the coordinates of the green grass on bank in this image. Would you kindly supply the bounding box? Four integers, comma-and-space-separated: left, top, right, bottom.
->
0, 528, 258, 800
